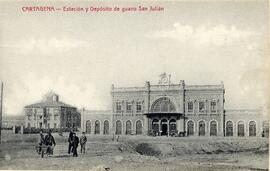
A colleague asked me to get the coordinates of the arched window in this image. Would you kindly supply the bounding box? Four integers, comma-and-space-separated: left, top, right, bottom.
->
187, 120, 194, 136
86, 120, 91, 134
249, 121, 256, 137
94, 120, 100, 134
152, 119, 159, 135
136, 120, 142, 135
126, 120, 132, 135
210, 121, 217, 136
169, 119, 177, 135
103, 120, 109, 135
151, 97, 176, 113
116, 120, 122, 135
238, 121, 245, 137
199, 121, 205, 136
226, 121, 233, 136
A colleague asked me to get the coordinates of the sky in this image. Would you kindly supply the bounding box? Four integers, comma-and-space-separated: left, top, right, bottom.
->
0, 1, 269, 116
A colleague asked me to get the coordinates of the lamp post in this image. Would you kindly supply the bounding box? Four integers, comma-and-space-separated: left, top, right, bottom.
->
0, 82, 3, 143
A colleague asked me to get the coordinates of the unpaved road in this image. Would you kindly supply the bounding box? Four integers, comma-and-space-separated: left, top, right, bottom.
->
0, 131, 268, 171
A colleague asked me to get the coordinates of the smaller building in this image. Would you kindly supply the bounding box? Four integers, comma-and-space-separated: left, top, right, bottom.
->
24, 92, 81, 130
81, 109, 112, 135
225, 109, 269, 137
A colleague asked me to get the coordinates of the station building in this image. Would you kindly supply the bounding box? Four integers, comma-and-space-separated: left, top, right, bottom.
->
81, 74, 269, 137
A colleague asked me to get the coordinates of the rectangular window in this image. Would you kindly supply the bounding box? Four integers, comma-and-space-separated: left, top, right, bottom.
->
54, 115, 57, 120
211, 101, 217, 112
28, 123, 31, 128
48, 123, 50, 129
116, 102, 122, 113
187, 102, 193, 112
136, 102, 142, 112
126, 102, 132, 112
199, 102, 205, 112
54, 123, 57, 129
27, 115, 31, 121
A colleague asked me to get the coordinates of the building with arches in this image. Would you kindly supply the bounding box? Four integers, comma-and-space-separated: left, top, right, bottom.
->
81, 74, 268, 137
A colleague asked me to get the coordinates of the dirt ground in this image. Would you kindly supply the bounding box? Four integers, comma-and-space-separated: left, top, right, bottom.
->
0, 130, 268, 171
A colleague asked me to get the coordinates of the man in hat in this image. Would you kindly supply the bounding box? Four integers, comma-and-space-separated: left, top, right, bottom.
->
72, 132, 79, 157
68, 130, 74, 154
80, 132, 87, 153
38, 131, 45, 154
44, 130, 56, 154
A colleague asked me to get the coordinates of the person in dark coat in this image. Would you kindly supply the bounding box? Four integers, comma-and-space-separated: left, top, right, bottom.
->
68, 130, 74, 154
44, 131, 56, 154
80, 132, 87, 153
72, 132, 79, 157
38, 131, 45, 154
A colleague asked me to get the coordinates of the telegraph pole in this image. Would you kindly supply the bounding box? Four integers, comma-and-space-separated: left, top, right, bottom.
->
0, 82, 3, 144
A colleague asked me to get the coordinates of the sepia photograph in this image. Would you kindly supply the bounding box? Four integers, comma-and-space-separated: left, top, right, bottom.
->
0, 0, 269, 170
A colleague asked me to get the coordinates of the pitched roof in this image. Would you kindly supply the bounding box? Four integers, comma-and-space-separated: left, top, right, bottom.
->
25, 101, 76, 108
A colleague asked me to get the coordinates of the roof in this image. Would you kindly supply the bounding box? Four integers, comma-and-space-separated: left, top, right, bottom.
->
25, 101, 76, 108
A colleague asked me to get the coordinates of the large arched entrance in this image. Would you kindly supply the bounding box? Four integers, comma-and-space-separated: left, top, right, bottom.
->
151, 97, 176, 113
146, 97, 184, 136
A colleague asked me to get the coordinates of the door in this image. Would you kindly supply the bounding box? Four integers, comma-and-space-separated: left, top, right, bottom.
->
161, 119, 168, 135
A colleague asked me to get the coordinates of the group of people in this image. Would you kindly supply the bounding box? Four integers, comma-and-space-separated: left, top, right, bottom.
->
38, 130, 87, 157
38, 131, 56, 155
68, 131, 87, 157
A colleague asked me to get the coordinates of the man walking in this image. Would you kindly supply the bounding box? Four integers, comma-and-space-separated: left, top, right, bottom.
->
72, 132, 79, 157
80, 132, 87, 153
44, 131, 56, 155
68, 130, 74, 154
38, 131, 45, 154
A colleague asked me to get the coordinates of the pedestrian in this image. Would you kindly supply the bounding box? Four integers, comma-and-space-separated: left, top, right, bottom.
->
80, 132, 87, 153
72, 132, 79, 157
68, 130, 74, 154
44, 131, 56, 155
38, 131, 45, 154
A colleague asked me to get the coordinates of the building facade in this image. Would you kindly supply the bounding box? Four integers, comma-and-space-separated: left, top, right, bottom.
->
111, 74, 225, 136
24, 92, 81, 130
81, 74, 268, 137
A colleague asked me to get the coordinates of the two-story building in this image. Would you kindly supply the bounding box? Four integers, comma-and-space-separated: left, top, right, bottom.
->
24, 92, 81, 130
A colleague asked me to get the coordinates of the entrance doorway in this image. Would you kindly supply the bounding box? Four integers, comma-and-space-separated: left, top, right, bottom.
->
161, 119, 168, 136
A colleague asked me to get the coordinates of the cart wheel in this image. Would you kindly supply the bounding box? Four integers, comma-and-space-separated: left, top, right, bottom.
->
41, 151, 44, 158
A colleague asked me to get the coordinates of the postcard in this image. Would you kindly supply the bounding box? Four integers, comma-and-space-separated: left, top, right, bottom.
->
0, 0, 269, 170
